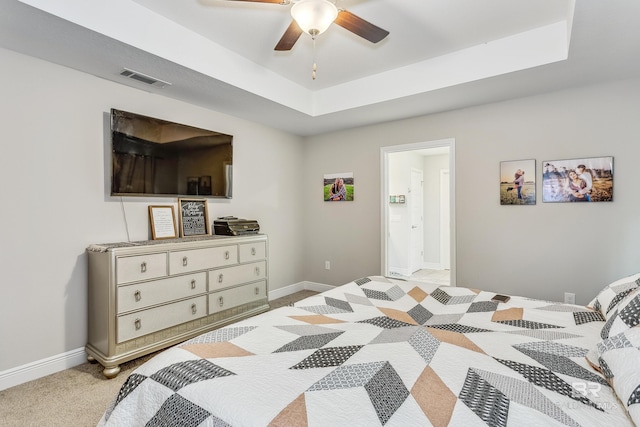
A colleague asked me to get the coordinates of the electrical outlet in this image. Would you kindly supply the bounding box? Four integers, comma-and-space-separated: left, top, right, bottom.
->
325, 261, 330, 270
564, 292, 576, 304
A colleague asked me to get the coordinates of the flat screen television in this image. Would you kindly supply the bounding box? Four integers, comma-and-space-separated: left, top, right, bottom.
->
110, 108, 233, 198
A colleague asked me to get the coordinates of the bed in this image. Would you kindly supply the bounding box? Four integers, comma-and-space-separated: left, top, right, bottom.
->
99, 274, 640, 426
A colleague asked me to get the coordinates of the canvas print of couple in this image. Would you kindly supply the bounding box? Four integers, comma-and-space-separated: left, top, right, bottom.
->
500, 157, 613, 205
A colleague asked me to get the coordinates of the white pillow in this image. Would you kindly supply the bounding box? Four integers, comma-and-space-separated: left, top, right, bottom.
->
600, 288, 640, 340
588, 273, 640, 317
587, 284, 640, 370
597, 327, 640, 426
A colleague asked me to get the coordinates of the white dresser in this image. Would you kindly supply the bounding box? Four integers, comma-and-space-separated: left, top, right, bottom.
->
86, 234, 269, 378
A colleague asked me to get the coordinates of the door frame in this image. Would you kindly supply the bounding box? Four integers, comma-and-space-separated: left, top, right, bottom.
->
409, 168, 424, 275
439, 169, 450, 270
380, 138, 456, 286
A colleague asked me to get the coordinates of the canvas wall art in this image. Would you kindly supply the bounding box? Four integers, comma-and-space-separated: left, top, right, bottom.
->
542, 156, 613, 203
500, 159, 536, 205
324, 172, 354, 201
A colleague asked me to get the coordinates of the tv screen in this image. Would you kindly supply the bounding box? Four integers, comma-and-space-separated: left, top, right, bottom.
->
110, 109, 233, 198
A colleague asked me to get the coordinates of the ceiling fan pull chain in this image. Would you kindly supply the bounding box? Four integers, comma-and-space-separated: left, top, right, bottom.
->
312, 37, 317, 80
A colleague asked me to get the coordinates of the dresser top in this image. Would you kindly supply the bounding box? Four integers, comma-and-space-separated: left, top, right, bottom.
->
87, 234, 264, 253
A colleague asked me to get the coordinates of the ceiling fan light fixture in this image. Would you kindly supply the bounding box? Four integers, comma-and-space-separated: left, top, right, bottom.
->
291, 0, 338, 37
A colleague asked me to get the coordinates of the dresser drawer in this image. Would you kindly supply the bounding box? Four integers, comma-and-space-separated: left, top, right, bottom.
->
169, 245, 237, 274
209, 261, 266, 291
116, 253, 167, 285
117, 295, 207, 343
239, 242, 266, 262
117, 272, 207, 314
209, 281, 267, 314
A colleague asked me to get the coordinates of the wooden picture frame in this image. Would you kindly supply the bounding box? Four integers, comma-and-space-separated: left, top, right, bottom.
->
178, 198, 210, 237
148, 205, 178, 240
199, 176, 212, 195
187, 177, 199, 195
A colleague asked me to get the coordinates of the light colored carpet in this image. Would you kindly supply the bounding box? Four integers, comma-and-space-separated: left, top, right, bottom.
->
0, 291, 317, 427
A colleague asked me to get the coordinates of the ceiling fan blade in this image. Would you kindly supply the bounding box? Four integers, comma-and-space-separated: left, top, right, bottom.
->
274, 20, 303, 51
225, 0, 288, 4
334, 10, 389, 43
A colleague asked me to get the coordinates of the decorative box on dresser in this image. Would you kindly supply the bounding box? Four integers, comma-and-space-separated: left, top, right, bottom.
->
86, 234, 269, 378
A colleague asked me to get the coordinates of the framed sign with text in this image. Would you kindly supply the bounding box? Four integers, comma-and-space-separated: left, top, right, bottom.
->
148, 205, 178, 240
178, 198, 210, 237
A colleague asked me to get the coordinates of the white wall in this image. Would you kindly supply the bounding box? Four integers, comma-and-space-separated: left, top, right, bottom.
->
423, 154, 449, 267
302, 77, 640, 305
0, 47, 305, 372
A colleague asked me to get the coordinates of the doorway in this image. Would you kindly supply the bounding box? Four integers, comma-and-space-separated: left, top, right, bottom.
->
381, 139, 456, 286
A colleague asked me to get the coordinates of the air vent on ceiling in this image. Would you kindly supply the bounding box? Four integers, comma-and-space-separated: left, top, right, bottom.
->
119, 68, 171, 88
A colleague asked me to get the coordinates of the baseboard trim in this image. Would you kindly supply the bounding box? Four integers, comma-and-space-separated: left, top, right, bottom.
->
269, 281, 334, 300
422, 262, 443, 270
0, 347, 87, 391
2, 281, 335, 391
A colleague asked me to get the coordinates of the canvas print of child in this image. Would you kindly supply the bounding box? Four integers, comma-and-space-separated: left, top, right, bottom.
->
324, 172, 354, 202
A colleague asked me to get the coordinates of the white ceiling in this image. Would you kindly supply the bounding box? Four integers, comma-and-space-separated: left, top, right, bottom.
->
2, 0, 640, 136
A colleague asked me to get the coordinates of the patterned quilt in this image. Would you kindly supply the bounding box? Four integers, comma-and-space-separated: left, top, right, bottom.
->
99, 276, 635, 426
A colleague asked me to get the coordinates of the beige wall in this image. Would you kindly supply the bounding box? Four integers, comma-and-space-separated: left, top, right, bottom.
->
302, 77, 640, 305
0, 47, 305, 371
3, 43, 640, 378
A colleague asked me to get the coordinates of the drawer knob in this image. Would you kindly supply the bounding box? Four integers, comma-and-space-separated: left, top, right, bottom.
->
255, 266, 260, 276
183, 256, 188, 267
191, 303, 197, 315
224, 250, 230, 260
140, 262, 147, 273
218, 296, 224, 307
255, 286, 260, 295
134, 290, 141, 302
251, 247, 256, 256
218, 273, 224, 283
191, 279, 196, 289
134, 318, 142, 330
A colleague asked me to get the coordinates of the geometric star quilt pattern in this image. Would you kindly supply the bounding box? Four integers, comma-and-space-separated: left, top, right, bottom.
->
99, 276, 634, 427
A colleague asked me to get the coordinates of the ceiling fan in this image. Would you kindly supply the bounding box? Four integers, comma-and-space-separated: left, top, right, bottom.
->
224, 0, 389, 51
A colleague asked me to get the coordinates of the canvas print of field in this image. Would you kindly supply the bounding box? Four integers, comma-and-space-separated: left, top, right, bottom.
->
500, 159, 536, 205
542, 157, 613, 203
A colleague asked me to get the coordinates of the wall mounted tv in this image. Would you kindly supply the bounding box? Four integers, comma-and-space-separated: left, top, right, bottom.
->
110, 108, 233, 198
